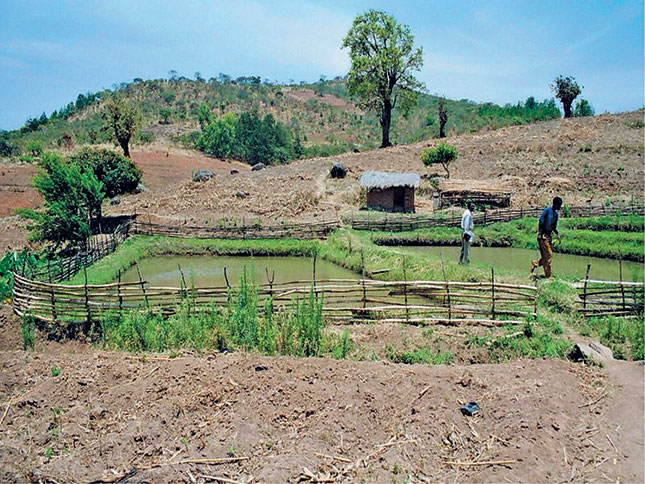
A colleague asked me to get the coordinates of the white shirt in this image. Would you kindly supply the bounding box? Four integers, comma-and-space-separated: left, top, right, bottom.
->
461, 209, 474, 239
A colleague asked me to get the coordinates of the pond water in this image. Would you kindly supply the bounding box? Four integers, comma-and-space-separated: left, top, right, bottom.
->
120, 255, 359, 287
392, 246, 644, 281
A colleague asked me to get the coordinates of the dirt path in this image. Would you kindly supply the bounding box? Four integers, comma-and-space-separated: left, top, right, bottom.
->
604, 360, 645, 483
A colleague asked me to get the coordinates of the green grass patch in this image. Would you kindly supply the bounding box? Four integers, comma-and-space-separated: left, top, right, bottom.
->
384, 344, 454, 365
575, 316, 644, 361
370, 215, 645, 262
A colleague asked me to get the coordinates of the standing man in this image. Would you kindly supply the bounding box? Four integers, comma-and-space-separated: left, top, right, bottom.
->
458, 202, 475, 265
530, 196, 563, 278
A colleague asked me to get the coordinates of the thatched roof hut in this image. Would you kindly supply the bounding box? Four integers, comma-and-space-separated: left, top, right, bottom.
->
359, 171, 420, 190
359, 171, 419, 213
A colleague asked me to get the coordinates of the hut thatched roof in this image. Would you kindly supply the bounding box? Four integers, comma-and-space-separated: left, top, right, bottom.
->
359, 171, 420, 189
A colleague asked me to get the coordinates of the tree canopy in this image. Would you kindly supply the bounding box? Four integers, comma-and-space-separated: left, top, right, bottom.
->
573, 98, 594, 117
20, 153, 103, 248
342, 10, 424, 148
420, 143, 458, 178
102, 99, 141, 157
550, 76, 582, 118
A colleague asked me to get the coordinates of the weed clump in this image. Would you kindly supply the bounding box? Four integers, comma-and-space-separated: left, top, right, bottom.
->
98, 271, 332, 358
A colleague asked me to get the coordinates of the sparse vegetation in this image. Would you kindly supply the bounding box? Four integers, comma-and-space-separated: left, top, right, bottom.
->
1, 76, 564, 161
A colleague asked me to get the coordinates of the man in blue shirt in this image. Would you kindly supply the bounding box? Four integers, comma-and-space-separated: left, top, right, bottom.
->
530, 196, 563, 278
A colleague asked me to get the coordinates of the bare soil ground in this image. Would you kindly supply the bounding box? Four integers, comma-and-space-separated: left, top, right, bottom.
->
104, 112, 644, 225
0, 163, 41, 217
0, 307, 642, 484
129, 150, 249, 191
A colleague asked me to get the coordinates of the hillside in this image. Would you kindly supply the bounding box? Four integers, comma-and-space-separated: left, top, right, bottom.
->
101, 111, 644, 223
1, 77, 562, 160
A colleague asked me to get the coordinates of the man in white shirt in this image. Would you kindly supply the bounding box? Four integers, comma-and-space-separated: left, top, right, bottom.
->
458, 202, 475, 265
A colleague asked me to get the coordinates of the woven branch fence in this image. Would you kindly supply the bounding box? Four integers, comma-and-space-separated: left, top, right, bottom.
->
576, 262, 644, 318
348, 202, 645, 232
129, 219, 339, 240
16, 224, 130, 284
12, 269, 537, 328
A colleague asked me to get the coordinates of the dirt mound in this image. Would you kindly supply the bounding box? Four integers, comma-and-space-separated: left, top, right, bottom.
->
0, 344, 635, 483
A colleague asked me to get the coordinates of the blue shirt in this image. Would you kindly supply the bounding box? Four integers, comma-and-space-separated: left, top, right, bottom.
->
539, 207, 559, 235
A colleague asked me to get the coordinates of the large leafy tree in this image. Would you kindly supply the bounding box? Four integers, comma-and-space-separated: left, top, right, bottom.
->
20, 153, 103, 248
342, 10, 424, 148
550, 75, 582, 118
102, 99, 141, 157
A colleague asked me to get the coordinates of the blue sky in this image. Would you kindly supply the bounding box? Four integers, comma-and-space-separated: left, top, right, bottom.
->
1, 0, 643, 130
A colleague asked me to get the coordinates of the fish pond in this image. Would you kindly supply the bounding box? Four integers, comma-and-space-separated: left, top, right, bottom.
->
120, 255, 359, 287
391, 246, 644, 281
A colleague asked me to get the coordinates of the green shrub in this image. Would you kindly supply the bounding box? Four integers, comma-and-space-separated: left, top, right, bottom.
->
69, 148, 141, 197
25, 140, 43, 157
420, 143, 458, 178
19, 152, 103, 247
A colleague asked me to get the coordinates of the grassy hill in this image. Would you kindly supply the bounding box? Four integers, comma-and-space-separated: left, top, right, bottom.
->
1, 76, 565, 162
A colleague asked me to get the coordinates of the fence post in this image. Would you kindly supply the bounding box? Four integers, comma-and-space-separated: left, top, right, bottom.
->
360, 248, 366, 310
491, 267, 496, 320
440, 254, 451, 323
312, 252, 317, 291
265, 267, 275, 298
582, 264, 591, 310
48, 261, 57, 322
135, 262, 149, 309
533, 277, 538, 318
21, 250, 28, 276
402, 257, 409, 323
83, 263, 91, 333
117, 270, 123, 312
618, 250, 626, 311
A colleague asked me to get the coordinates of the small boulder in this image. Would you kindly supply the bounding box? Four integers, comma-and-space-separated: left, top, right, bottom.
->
109, 196, 121, 205
135, 182, 147, 193
230, 169, 239, 175
235, 190, 248, 199
570, 341, 614, 364
330, 163, 347, 179
251, 163, 266, 171
192, 169, 215, 182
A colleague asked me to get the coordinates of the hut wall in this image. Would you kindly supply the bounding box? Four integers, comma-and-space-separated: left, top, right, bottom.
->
404, 187, 415, 212
366, 187, 415, 213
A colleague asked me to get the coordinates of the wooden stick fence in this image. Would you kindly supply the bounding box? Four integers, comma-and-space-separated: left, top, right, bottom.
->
348, 202, 644, 232
12, 272, 537, 329
26, 224, 130, 283
576, 279, 644, 318
129, 219, 339, 240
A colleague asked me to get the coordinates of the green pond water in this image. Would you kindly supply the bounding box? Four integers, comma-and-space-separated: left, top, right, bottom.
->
392, 246, 644, 281
120, 255, 359, 287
